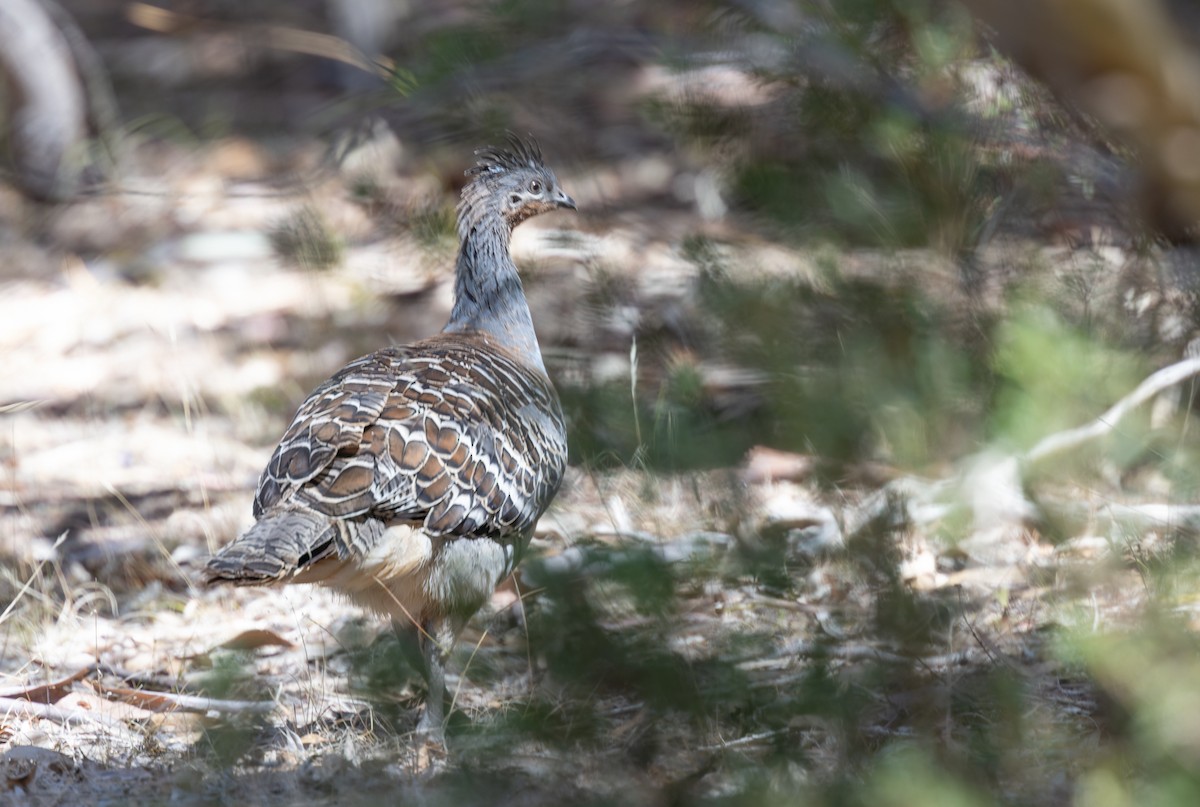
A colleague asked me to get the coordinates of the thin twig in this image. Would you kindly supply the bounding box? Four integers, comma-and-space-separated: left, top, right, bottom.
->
764, 640, 978, 668
698, 728, 787, 751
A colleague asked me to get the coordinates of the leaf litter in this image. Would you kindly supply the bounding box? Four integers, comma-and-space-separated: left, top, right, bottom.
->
0, 132, 1193, 805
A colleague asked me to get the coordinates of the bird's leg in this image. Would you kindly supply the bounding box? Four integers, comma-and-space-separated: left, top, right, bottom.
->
392, 617, 425, 683
391, 617, 441, 741
413, 616, 460, 742
391, 618, 443, 740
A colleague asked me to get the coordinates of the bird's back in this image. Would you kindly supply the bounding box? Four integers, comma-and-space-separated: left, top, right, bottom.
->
205, 331, 567, 619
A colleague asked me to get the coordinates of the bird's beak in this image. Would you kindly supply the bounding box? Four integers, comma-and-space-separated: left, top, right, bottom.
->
555, 190, 577, 210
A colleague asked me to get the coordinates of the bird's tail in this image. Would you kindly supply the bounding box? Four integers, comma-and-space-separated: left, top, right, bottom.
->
203, 507, 336, 586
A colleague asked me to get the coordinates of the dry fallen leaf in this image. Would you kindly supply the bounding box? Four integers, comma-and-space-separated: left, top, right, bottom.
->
218, 628, 296, 651
0, 696, 130, 730
0, 669, 89, 705
56, 691, 161, 724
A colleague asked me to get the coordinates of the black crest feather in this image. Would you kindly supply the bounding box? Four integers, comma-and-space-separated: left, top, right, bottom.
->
467, 132, 544, 178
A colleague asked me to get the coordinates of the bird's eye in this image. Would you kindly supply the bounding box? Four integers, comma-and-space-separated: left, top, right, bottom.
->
528, 179, 542, 194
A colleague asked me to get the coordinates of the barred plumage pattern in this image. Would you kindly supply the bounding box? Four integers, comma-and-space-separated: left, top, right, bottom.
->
203, 135, 575, 740
251, 335, 565, 568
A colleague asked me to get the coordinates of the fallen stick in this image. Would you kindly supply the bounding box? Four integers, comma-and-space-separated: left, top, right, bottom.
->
86, 680, 277, 715
0, 696, 126, 730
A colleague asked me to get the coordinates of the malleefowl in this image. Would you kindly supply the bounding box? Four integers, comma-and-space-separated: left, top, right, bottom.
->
204, 135, 574, 739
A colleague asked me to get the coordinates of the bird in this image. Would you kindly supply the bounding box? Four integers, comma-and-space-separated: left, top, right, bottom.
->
204, 134, 575, 741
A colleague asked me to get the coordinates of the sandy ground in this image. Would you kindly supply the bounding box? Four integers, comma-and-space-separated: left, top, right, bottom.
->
0, 131, 1187, 806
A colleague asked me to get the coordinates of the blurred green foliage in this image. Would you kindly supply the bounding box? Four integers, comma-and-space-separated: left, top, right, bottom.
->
714, 0, 997, 253
196, 652, 274, 768
1055, 613, 1200, 806
567, 245, 994, 474
992, 304, 1145, 450
269, 207, 344, 271
489, 0, 1200, 800
405, 199, 458, 250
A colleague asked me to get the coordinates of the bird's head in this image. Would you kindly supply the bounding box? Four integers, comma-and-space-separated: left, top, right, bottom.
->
464, 134, 576, 229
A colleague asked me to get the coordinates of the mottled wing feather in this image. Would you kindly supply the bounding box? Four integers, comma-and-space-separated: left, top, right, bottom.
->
253, 336, 567, 567
254, 353, 396, 517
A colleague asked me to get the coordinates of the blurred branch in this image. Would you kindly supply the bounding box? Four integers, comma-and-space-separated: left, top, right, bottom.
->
0, 0, 90, 200
125, 2, 393, 77
848, 356, 1200, 554
40, 0, 120, 172
1024, 356, 1200, 465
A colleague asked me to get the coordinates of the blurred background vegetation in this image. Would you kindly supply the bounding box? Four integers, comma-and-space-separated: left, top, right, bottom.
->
6, 0, 1200, 804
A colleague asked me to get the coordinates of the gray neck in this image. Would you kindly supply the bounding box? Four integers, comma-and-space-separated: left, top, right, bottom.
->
443, 206, 546, 373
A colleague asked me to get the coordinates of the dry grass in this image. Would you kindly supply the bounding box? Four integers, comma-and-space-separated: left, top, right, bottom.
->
0, 132, 1193, 806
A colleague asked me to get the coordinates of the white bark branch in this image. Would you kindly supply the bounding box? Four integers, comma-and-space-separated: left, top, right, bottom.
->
1024, 356, 1200, 466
